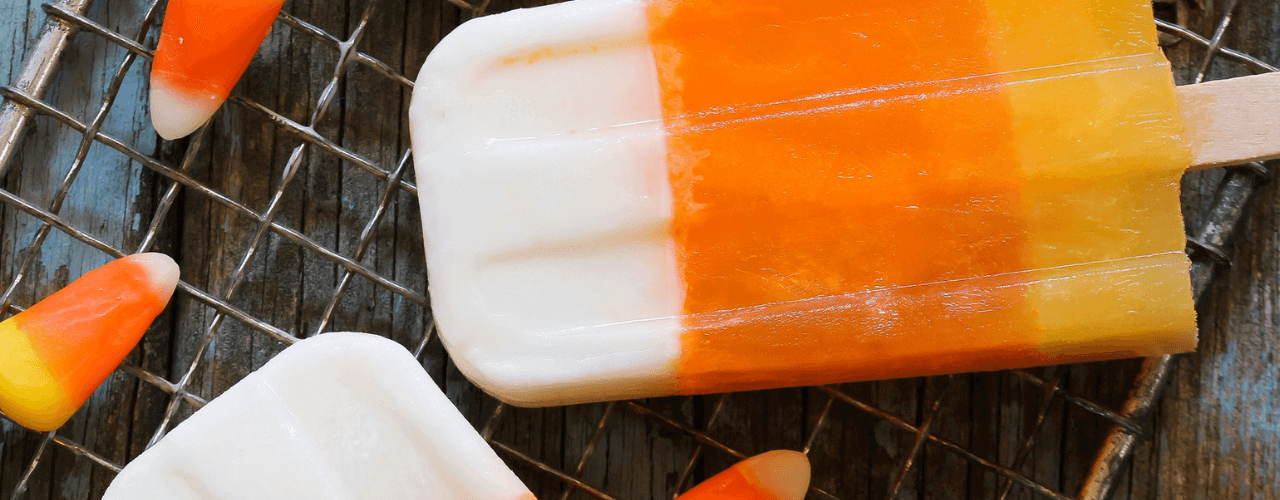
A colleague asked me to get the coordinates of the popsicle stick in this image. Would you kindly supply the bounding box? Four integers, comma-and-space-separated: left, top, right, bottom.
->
1181, 71, 1280, 170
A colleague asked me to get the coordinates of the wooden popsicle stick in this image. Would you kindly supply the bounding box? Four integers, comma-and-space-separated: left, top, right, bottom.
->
1181, 71, 1280, 170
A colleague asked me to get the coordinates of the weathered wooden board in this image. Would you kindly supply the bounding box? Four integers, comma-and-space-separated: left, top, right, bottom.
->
0, 0, 161, 497
0, 0, 1278, 499
1155, 0, 1280, 498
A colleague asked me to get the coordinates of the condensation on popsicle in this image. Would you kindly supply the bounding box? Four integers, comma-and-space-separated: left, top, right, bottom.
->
102, 333, 536, 500
676, 451, 810, 500
0, 254, 180, 431
410, 0, 1197, 405
149, 0, 286, 140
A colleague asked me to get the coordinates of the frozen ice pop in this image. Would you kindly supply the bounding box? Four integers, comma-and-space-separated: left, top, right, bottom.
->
409, 0, 1275, 405
0, 253, 179, 431
676, 451, 810, 500
150, 0, 286, 139
102, 332, 535, 500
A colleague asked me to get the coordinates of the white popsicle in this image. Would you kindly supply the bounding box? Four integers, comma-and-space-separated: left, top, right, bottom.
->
102, 332, 535, 500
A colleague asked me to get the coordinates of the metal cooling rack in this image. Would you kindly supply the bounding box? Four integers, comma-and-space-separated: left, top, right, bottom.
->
0, 0, 1274, 498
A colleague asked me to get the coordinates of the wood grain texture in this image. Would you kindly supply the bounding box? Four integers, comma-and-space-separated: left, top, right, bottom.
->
1182, 72, 1280, 169
1157, 0, 1280, 498
0, 0, 1278, 499
0, 0, 162, 498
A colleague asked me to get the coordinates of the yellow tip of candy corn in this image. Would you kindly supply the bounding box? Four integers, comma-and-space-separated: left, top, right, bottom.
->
0, 253, 179, 431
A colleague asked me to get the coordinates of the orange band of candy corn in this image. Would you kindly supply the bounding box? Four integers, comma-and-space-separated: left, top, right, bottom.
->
0, 254, 179, 431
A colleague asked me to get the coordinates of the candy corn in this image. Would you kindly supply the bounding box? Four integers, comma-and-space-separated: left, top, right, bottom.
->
677, 451, 810, 500
150, 0, 286, 139
0, 254, 180, 431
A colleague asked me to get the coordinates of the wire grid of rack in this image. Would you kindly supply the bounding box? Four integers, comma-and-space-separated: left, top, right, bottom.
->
0, 0, 1275, 498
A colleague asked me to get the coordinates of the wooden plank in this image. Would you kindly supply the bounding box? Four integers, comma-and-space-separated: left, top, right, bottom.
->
1027, 367, 1064, 497
603, 403, 661, 500
967, 372, 1003, 500
994, 372, 1032, 500
1061, 360, 1142, 498
702, 388, 806, 477
0, 0, 163, 497
565, 402, 611, 500
1162, 210, 1280, 499
335, 0, 400, 336
0, 0, 30, 87
812, 382, 876, 500
1125, 408, 1159, 500
920, 375, 969, 500
870, 379, 920, 499
1061, 363, 1106, 497
0, 0, 55, 480
1152, 0, 1280, 498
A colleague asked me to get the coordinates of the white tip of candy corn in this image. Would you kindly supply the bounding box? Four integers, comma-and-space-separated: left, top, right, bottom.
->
741, 451, 811, 500
149, 79, 221, 140
123, 253, 180, 303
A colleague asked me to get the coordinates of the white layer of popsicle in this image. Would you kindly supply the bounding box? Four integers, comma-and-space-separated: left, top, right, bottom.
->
410, 0, 682, 406
102, 332, 534, 500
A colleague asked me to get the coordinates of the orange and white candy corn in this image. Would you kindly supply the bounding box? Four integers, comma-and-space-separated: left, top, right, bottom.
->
0, 253, 180, 431
677, 451, 810, 500
150, 0, 286, 139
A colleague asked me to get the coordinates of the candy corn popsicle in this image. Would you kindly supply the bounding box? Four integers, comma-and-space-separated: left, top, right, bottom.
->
149, 0, 286, 140
102, 332, 536, 500
410, 0, 1280, 406
0, 253, 179, 431
676, 451, 810, 500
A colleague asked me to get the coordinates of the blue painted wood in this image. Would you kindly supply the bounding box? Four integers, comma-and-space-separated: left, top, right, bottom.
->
0, 0, 159, 496
1151, 1, 1280, 499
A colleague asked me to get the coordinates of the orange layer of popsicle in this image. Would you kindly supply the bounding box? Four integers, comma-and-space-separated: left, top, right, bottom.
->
150, 0, 286, 139
0, 254, 179, 431
651, 0, 1195, 394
